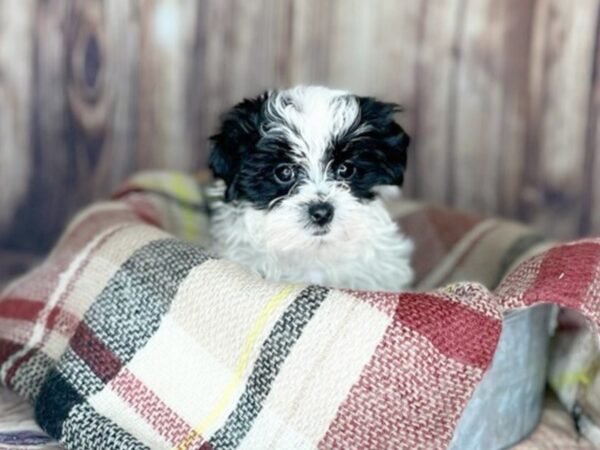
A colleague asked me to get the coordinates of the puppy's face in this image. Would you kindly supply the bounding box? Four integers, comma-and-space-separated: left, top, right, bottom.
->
210, 86, 410, 253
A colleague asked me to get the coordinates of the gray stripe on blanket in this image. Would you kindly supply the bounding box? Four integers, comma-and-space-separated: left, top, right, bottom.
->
56, 350, 104, 398
208, 285, 330, 450
10, 351, 54, 401
57, 238, 211, 401
61, 401, 150, 450
84, 237, 211, 364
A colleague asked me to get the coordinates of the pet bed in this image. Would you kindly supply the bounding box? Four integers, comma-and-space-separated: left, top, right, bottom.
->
0, 171, 598, 450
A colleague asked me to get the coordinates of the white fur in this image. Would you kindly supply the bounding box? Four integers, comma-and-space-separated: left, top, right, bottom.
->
263, 86, 370, 184
210, 86, 414, 292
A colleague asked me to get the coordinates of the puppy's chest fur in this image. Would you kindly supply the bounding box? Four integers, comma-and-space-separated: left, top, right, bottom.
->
210, 200, 414, 292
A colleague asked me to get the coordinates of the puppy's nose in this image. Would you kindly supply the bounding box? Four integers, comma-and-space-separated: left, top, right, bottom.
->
308, 202, 334, 226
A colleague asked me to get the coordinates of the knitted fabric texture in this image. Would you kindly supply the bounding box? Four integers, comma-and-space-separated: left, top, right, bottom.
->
0, 171, 596, 450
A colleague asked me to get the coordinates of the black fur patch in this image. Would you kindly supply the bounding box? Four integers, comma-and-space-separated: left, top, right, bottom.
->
209, 90, 410, 208
331, 97, 409, 199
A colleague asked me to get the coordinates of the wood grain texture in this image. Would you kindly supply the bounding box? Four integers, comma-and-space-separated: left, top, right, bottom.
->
451, 0, 535, 217
12, 0, 70, 252
101, 0, 141, 190
200, 0, 294, 153
586, 6, 600, 235
138, 0, 200, 170
410, 0, 466, 203
523, 0, 600, 237
0, 1, 34, 236
1, 0, 600, 256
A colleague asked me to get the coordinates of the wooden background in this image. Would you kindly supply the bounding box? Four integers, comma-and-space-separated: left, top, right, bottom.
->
1, 0, 600, 266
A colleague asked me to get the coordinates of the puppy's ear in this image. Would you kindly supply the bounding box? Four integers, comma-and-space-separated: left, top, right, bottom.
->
357, 97, 410, 187
384, 121, 410, 187
209, 92, 269, 201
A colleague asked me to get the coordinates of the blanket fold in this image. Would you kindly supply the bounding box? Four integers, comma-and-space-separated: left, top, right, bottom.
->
0, 171, 598, 450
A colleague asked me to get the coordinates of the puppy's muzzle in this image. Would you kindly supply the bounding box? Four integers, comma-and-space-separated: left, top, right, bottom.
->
307, 202, 334, 227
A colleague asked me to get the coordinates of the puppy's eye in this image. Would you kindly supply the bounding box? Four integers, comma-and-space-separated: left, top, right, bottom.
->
274, 164, 296, 184
336, 162, 356, 180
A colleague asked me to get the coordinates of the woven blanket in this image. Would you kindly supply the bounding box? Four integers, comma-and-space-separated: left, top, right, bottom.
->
0, 171, 598, 450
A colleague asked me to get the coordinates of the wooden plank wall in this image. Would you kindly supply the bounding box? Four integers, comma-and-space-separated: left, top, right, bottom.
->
0, 0, 599, 256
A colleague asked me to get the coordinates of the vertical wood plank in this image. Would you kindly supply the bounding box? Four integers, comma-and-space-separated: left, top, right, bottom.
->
495, 0, 537, 218
324, 0, 422, 194
138, 0, 200, 170
522, 0, 600, 237
101, 0, 141, 191
584, 8, 600, 235
410, 0, 466, 203
184, 0, 210, 169
6, 0, 70, 251
198, 0, 294, 162
450, 0, 536, 216
327, 0, 421, 103
288, 0, 334, 85
0, 0, 35, 236
64, 0, 111, 203
451, 0, 502, 213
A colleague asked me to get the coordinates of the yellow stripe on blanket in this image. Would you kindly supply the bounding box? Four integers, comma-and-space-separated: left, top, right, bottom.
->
127, 171, 205, 242
168, 173, 201, 241
174, 284, 296, 450
550, 362, 600, 389
126, 171, 204, 202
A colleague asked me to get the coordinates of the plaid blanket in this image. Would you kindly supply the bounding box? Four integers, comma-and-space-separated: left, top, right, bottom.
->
0, 171, 597, 450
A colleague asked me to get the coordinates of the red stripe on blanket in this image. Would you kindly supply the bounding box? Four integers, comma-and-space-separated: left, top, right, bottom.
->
4, 224, 130, 386
71, 323, 123, 383
343, 290, 399, 317
523, 242, 600, 308
0, 339, 22, 367
317, 300, 494, 449
0, 208, 140, 310
395, 293, 501, 368
110, 368, 205, 448
0, 298, 44, 322
46, 307, 81, 336
0, 300, 83, 339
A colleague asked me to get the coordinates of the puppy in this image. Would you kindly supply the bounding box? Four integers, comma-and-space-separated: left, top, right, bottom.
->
208, 86, 413, 292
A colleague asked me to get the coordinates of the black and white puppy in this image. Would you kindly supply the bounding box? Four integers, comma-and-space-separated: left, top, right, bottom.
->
208, 86, 413, 291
